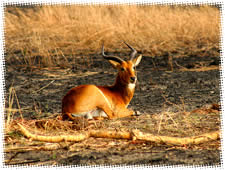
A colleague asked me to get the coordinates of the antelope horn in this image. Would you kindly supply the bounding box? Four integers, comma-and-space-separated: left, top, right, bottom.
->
102, 43, 124, 63
124, 41, 137, 60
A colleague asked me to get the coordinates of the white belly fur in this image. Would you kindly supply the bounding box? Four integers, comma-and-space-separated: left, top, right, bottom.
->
71, 109, 108, 119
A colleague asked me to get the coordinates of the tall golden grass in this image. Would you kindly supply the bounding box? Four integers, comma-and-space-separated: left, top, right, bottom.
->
4, 5, 220, 67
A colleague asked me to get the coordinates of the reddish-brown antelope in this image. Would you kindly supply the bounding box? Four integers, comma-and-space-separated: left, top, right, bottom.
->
62, 42, 142, 120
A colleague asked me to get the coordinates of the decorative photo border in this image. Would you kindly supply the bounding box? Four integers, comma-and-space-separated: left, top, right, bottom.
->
0, 0, 224, 169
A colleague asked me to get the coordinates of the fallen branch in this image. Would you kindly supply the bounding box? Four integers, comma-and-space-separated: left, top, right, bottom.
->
17, 123, 89, 142
90, 130, 132, 139
132, 129, 220, 146
17, 123, 220, 146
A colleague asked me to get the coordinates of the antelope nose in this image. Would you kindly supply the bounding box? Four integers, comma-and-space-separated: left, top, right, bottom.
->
130, 77, 136, 83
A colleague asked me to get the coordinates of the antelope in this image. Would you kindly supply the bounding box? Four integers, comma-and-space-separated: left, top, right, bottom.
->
62, 42, 142, 120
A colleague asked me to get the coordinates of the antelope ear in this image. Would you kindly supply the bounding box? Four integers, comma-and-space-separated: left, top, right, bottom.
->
132, 55, 142, 67
107, 60, 121, 69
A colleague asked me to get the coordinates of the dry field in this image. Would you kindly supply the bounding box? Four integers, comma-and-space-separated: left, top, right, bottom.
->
5, 5, 220, 67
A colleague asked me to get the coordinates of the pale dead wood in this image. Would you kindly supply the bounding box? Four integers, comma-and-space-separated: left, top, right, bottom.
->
17, 123, 220, 146
132, 129, 220, 146
17, 123, 89, 143
90, 130, 132, 139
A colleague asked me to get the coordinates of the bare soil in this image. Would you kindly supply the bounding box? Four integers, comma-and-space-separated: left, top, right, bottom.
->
3, 53, 221, 166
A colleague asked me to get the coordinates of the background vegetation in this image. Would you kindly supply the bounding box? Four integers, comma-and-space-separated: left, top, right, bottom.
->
4, 5, 220, 67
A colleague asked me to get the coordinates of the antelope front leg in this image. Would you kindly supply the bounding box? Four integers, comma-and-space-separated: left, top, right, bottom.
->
113, 107, 135, 119
98, 104, 116, 119
99, 105, 134, 119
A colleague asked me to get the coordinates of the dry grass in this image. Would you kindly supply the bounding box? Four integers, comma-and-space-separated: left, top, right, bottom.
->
5, 86, 24, 133
4, 4, 220, 67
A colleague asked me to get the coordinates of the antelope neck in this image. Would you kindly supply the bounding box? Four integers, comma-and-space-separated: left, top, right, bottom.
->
111, 78, 135, 106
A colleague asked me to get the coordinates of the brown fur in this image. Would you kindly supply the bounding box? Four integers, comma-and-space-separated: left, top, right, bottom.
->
62, 49, 142, 120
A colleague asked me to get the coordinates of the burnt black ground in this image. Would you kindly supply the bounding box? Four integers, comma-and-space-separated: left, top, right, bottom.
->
4, 54, 220, 118
4, 53, 221, 166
